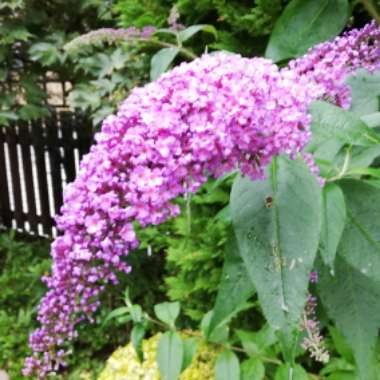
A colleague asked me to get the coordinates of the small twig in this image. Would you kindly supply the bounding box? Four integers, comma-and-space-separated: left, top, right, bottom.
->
361, 0, 380, 24
226, 344, 282, 365
142, 38, 196, 60
185, 191, 192, 236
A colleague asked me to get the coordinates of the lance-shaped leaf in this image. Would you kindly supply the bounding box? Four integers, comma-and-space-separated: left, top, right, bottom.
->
346, 69, 380, 116
361, 112, 380, 128
150, 47, 179, 81
308, 101, 380, 152
320, 183, 346, 269
265, 0, 349, 62
181, 337, 198, 371
209, 229, 255, 333
274, 364, 309, 380
131, 323, 145, 361
240, 358, 265, 380
347, 145, 380, 169
215, 350, 240, 380
157, 331, 184, 380
178, 25, 217, 43
230, 156, 322, 349
338, 180, 380, 282
318, 256, 380, 380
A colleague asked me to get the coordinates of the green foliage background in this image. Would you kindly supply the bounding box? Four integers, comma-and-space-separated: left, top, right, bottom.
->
1, 0, 380, 379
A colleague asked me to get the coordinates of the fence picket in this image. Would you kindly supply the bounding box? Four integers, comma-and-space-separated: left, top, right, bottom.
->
31, 119, 53, 235
6, 126, 24, 229
0, 111, 92, 237
19, 121, 39, 233
0, 126, 11, 228
46, 113, 63, 217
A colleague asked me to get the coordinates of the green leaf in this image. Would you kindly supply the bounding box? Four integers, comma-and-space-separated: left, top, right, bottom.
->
154, 302, 180, 328
201, 311, 229, 344
154, 28, 178, 37
328, 326, 354, 363
236, 330, 261, 357
240, 358, 265, 380
178, 25, 217, 43
365, 179, 380, 189
150, 47, 179, 81
157, 331, 184, 380
130, 304, 143, 324
181, 337, 198, 371
21, 78, 47, 103
131, 323, 145, 361
348, 145, 380, 168
0, 111, 18, 124
318, 256, 380, 380
320, 357, 354, 376
124, 288, 132, 305
320, 183, 346, 269
230, 156, 321, 353
347, 69, 380, 116
0, 23, 32, 44
28, 42, 63, 66
102, 306, 130, 325
326, 373, 356, 380
215, 205, 231, 223
215, 350, 240, 380
110, 48, 130, 70
338, 180, 380, 282
236, 325, 277, 357
76, 53, 115, 78
92, 106, 115, 126
209, 229, 255, 333
309, 101, 380, 152
250, 323, 278, 351
312, 139, 343, 162
0, 68, 7, 81
361, 112, 380, 128
346, 167, 380, 179
67, 85, 101, 111
274, 364, 309, 380
265, 0, 349, 62
315, 159, 338, 180
19, 105, 49, 120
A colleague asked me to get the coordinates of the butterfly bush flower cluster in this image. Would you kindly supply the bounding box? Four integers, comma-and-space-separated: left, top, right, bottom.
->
24, 23, 380, 378
300, 272, 329, 364
300, 293, 330, 364
289, 21, 380, 108
64, 26, 157, 51
167, 5, 185, 31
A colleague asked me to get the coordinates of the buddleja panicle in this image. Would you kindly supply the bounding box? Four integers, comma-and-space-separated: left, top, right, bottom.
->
24, 22, 380, 378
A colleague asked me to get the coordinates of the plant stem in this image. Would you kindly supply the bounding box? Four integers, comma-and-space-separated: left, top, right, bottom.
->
142, 313, 282, 365
185, 191, 192, 236
361, 0, 380, 24
288, 366, 294, 380
226, 344, 282, 365
326, 146, 351, 182
137, 37, 197, 60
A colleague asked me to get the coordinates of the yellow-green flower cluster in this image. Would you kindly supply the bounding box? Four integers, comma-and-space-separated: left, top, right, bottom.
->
97, 333, 219, 380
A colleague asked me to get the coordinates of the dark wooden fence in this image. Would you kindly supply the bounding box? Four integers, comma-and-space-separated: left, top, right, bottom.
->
0, 111, 93, 237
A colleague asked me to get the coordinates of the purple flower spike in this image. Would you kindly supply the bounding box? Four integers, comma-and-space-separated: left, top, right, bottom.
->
25, 22, 380, 378
310, 271, 318, 284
